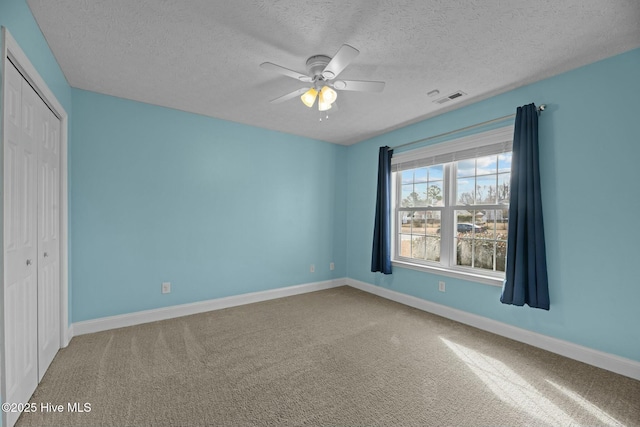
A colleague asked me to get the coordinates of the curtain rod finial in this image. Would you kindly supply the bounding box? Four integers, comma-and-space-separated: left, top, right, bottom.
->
538, 104, 546, 111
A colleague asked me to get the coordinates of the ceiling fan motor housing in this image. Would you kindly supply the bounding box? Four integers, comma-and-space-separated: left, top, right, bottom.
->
306, 55, 332, 79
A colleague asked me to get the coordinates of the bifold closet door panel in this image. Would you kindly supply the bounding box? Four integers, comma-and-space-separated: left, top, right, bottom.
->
3, 60, 39, 416
37, 104, 61, 380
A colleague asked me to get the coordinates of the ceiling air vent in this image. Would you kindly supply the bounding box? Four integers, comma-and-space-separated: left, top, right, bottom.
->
434, 90, 467, 104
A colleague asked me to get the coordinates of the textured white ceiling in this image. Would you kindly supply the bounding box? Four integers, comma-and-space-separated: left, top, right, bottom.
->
27, 0, 640, 145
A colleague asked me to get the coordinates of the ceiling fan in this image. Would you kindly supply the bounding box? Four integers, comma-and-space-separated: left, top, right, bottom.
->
260, 44, 385, 112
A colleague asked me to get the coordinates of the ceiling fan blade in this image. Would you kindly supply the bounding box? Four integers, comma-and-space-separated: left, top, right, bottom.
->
260, 62, 313, 83
333, 80, 385, 92
321, 44, 359, 80
269, 87, 309, 104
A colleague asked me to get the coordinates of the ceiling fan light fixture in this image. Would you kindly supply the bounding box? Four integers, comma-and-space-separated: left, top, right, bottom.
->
300, 87, 318, 107
320, 86, 338, 104
318, 99, 332, 111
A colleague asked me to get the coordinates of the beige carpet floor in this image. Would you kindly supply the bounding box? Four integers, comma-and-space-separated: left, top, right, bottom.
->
16, 286, 640, 426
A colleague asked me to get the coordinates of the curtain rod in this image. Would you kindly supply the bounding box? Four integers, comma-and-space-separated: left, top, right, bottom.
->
390, 104, 546, 151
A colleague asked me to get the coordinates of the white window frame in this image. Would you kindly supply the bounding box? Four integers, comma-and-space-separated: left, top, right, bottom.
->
391, 125, 514, 287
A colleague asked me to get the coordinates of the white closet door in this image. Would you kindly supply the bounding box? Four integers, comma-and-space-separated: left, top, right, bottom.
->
37, 103, 61, 379
3, 61, 39, 425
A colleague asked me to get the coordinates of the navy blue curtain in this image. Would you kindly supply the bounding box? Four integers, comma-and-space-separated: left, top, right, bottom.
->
371, 146, 393, 274
501, 104, 550, 309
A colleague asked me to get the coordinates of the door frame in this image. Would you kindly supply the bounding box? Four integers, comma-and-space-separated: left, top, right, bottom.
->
1, 26, 69, 424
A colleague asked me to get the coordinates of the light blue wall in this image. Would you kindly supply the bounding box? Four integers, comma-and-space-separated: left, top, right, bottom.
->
346, 48, 640, 362
71, 89, 347, 322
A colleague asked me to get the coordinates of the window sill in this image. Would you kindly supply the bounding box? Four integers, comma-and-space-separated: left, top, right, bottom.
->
391, 260, 504, 287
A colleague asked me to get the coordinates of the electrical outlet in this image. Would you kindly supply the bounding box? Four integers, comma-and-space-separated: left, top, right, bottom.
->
330, 262, 335, 271
438, 281, 446, 292
162, 282, 171, 294
310, 264, 315, 273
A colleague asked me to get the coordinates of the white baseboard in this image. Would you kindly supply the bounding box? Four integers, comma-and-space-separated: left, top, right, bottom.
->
346, 278, 640, 381
73, 278, 346, 337
68, 276, 639, 381
63, 324, 74, 348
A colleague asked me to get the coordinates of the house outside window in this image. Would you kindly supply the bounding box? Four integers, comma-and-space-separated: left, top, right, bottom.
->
391, 126, 514, 285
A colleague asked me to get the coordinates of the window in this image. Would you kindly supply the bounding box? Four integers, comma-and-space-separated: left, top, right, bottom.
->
391, 126, 513, 284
